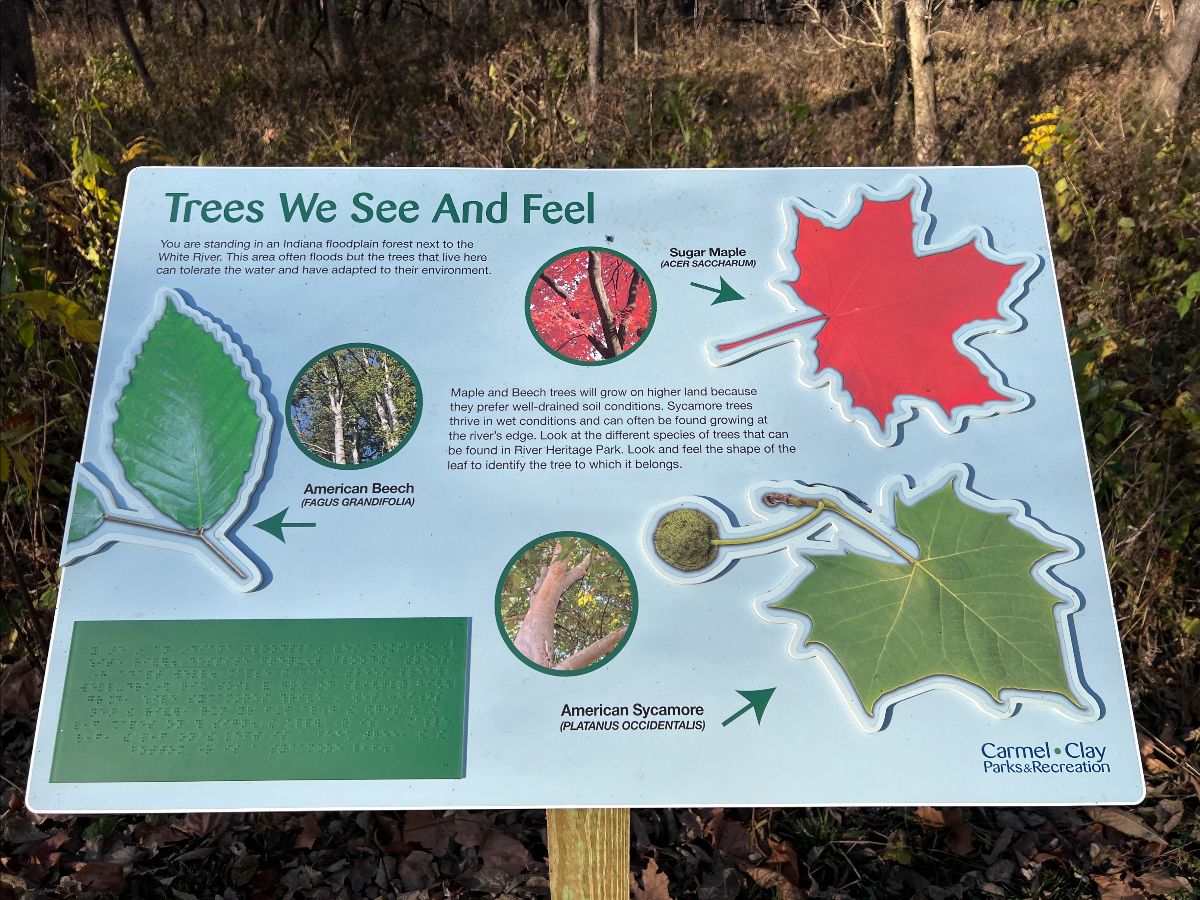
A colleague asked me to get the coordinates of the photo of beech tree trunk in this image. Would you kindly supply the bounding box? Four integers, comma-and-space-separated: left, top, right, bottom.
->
288, 344, 419, 468
528, 249, 653, 363
499, 535, 635, 673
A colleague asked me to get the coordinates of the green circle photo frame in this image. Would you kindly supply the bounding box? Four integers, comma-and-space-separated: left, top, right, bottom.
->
495, 530, 639, 677
525, 246, 657, 366
286, 342, 423, 470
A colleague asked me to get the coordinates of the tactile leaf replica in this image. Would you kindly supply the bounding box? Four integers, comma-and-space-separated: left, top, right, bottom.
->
62, 288, 271, 590
112, 298, 261, 531
770, 479, 1083, 718
708, 178, 1039, 445
66, 483, 104, 543
645, 466, 1096, 730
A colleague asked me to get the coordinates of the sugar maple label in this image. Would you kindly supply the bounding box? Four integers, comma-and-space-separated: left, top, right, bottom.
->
28, 167, 1141, 813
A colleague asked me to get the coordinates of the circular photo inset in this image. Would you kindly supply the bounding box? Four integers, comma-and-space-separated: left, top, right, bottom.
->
526, 248, 655, 365
287, 343, 422, 469
496, 532, 637, 675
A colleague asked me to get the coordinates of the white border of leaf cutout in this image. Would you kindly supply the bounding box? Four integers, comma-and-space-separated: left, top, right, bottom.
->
60, 288, 272, 592
643, 463, 1100, 732
705, 176, 1041, 447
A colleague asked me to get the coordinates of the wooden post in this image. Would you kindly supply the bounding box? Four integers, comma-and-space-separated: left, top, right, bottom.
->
547, 808, 630, 900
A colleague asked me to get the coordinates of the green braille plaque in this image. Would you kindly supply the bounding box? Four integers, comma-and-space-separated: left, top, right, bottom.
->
50, 618, 469, 782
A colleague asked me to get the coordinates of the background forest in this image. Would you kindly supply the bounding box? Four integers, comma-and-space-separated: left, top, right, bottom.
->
289, 346, 419, 467
2, 0, 1199, 897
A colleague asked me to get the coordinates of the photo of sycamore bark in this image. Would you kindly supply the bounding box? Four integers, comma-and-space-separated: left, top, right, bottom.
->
498, 534, 636, 674
288, 344, 420, 468
527, 249, 654, 363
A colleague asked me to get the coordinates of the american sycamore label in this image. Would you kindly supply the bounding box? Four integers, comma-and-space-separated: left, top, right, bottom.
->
29, 167, 1142, 813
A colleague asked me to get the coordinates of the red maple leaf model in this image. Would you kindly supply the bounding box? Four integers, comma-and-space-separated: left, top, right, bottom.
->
711, 181, 1036, 445
529, 250, 653, 363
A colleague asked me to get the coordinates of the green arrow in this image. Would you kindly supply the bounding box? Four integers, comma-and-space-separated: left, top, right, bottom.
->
721, 688, 776, 727
690, 277, 745, 304
253, 507, 316, 543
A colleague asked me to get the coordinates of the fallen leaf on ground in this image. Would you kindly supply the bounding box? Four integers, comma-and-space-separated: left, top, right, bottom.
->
403, 810, 455, 856
134, 822, 187, 851
72, 861, 128, 893
1093, 870, 1192, 899
1085, 808, 1168, 846
373, 814, 407, 854
453, 812, 490, 850
0, 659, 42, 718
286, 813, 321, 849
399, 850, 435, 891
744, 865, 806, 900
173, 812, 226, 838
631, 858, 671, 900
917, 806, 974, 854
1152, 799, 1183, 835
766, 837, 802, 887
701, 809, 752, 860
480, 827, 532, 876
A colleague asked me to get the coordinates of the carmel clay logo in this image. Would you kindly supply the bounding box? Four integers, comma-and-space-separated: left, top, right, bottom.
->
980, 742, 1111, 774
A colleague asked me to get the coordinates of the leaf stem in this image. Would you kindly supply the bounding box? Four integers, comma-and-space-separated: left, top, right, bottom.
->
713, 314, 828, 355
712, 501, 827, 545
198, 530, 250, 581
724, 492, 918, 564
102, 514, 249, 580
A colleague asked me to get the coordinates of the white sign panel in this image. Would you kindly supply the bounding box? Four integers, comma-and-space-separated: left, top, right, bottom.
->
28, 167, 1143, 812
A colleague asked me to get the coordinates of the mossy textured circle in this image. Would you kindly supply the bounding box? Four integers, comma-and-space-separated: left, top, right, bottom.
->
525, 247, 656, 366
653, 508, 719, 571
495, 530, 638, 676
286, 342, 422, 470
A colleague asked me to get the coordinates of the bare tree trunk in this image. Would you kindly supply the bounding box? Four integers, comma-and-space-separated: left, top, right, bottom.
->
134, 0, 152, 30
513, 545, 591, 668
632, 0, 638, 57
587, 250, 622, 357
110, 0, 155, 96
325, 0, 356, 76
372, 394, 392, 446
1151, 0, 1176, 35
588, 0, 605, 104
1149, 0, 1200, 120
905, 0, 939, 164
380, 355, 401, 438
190, 0, 208, 33
555, 626, 627, 671
329, 387, 346, 465
1, 0, 38, 101
882, 0, 911, 149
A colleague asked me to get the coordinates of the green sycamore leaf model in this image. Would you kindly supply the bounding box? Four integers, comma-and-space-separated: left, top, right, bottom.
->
63, 289, 271, 590
647, 467, 1095, 729
769, 481, 1083, 718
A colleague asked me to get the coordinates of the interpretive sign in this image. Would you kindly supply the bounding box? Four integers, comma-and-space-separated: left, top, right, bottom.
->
29, 166, 1143, 812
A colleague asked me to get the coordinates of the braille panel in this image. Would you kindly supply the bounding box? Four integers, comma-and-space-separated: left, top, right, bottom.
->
50, 618, 469, 782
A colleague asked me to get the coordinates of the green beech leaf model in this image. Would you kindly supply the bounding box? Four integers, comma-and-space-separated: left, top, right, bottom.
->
67, 483, 105, 542
112, 301, 260, 531
771, 482, 1081, 715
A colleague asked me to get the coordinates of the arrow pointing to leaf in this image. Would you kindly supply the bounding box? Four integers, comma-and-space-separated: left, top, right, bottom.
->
253, 507, 316, 543
721, 688, 776, 727
691, 277, 745, 305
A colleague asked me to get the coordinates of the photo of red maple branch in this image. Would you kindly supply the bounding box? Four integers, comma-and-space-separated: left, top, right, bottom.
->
498, 534, 636, 674
527, 249, 654, 363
